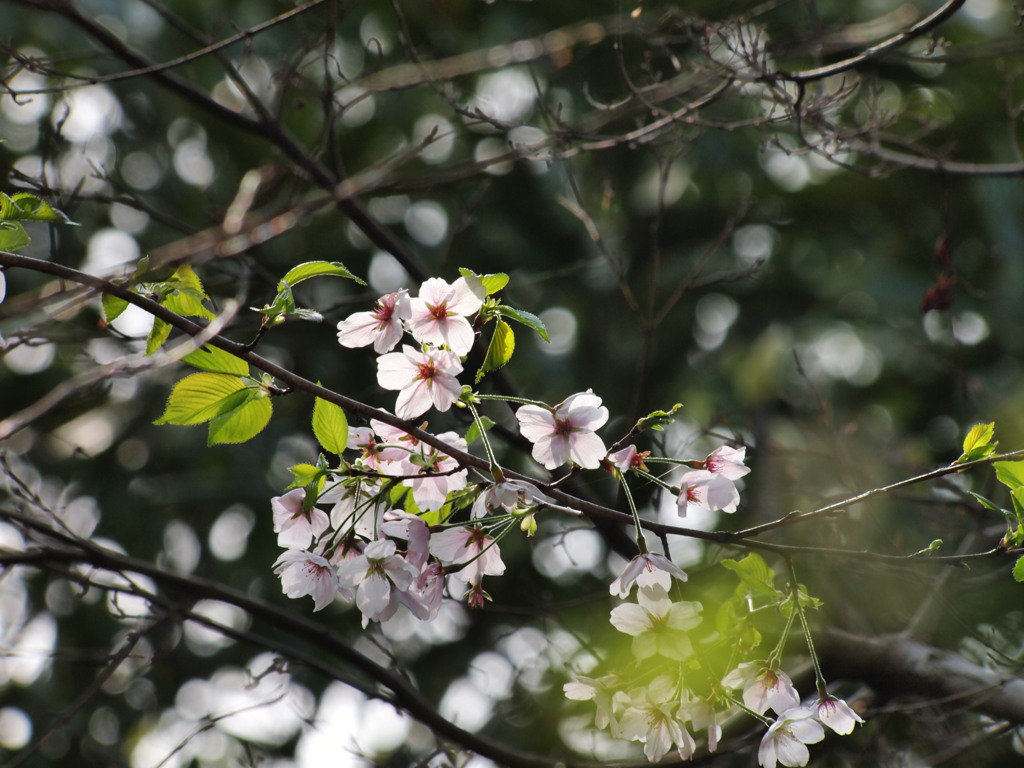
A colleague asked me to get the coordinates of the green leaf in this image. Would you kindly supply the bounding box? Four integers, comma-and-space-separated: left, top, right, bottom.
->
0, 221, 30, 251
495, 305, 549, 342
102, 292, 130, 323
458, 267, 509, 295
313, 396, 349, 455
1013, 556, 1024, 583
288, 463, 324, 490
0, 192, 73, 224
476, 320, 515, 383
181, 345, 249, 375
146, 317, 172, 355
465, 415, 495, 446
279, 260, 365, 290
636, 403, 683, 432
970, 491, 1019, 528
207, 389, 272, 445
956, 422, 998, 464
162, 264, 215, 319
995, 461, 1024, 491
721, 553, 779, 600
153, 372, 247, 425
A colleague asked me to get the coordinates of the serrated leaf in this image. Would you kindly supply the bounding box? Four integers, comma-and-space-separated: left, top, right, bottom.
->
721, 553, 779, 600
0, 221, 30, 251
161, 264, 214, 319
207, 389, 272, 445
287, 463, 323, 490
458, 267, 509, 295
995, 461, 1024, 491
0, 192, 73, 224
154, 372, 247, 425
313, 397, 349, 455
279, 260, 365, 290
957, 422, 998, 464
495, 305, 549, 342
1013, 556, 1024, 583
146, 317, 172, 355
181, 345, 249, 375
465, 416, 495, 446
476, 320, 514, 383
102, 292, 129, 323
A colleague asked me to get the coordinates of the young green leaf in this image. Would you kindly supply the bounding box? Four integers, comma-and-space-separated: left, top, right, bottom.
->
146, 317, 172, 356
495, 305, 549, 342
287, 462, 324, 490
102, 292, 130, 323
162, 264, 215, 320
0, 192, 73, 224
476, 320, 515, 383
153, 372, 247, 425
636, 403, 683, 432
995, 461, 1024, 491
207, 389, 273, 445
465, 415, 495, 446
458, 267, 509, 295
1013, 555, 1024, 583
181, 345, 249, 376
279, 260, 365, 289
312, 396, 349, 455
0, 221, 30, 252
721, 553, 779, 600
956, 422, 997, 464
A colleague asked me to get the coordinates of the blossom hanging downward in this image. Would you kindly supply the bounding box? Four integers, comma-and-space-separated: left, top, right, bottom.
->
516, 390, 609, 470
758, 707, 825, 768
376, 344, 463, 419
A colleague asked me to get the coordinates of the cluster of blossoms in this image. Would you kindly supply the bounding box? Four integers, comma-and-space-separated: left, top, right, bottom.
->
271, 417, 509, 625
268, 273, 862, 764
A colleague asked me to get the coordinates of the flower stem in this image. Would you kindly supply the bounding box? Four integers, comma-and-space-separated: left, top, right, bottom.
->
787, 558, 828, 695
466, 397, 505, 482
616, 470, 647, 551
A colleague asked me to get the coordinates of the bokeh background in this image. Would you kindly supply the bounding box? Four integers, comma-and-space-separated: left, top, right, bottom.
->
2, 0, 1024, 765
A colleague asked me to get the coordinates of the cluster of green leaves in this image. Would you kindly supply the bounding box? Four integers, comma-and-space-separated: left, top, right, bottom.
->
153, 345, 275, 446
0, 191, 73, 251
719, 553, 821, 653
102, 261, 217, 354
957, 423, 1024, 580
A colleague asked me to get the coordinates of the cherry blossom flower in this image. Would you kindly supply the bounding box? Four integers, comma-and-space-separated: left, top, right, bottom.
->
676, 468, 740, 517
273, 549, 339, 611
722, 662, 801, 715
608, 445, 650, 473
703, 445, 751, 480
471, 478, 552, 518
271, 488, 330, 549
516, 390, 609, 470
609, 551, 687, 598
758, 707, 825, 768
563, 674, 620, 730
815, 695, 864, 734
336, 289, 411, 353
617, 676, 697, 762
379, 510, 431, 569
609, 584, 702, 660
407, 277, 486, 355
429, 525, 505, 584
398, 562, 445, 621
336, 538, 420, 626
376, 344, 463, 419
